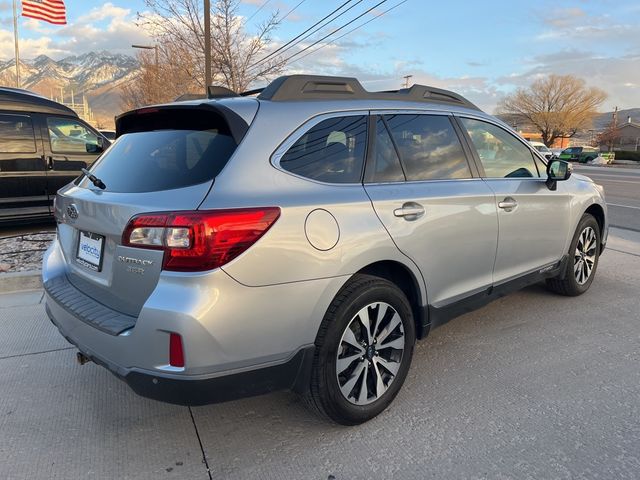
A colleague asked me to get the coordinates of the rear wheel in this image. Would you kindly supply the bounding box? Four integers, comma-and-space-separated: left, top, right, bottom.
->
305, 274, 415, 425
546, 213, 600, 296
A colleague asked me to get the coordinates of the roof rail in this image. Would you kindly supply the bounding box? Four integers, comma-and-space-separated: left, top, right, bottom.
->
207, 85, 238, 99
256, 75, 479, 110
0, 87, 77, 116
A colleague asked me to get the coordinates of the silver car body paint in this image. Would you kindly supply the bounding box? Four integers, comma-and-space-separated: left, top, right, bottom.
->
43, 92, 608, 387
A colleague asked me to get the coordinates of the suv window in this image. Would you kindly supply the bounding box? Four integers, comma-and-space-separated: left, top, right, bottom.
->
47, 117, 100, 154
0, 114, 36, 153
365, 117, 405, 183
460, 118, 540, 178
384, 114, 471, 181
279, 115, 367, 183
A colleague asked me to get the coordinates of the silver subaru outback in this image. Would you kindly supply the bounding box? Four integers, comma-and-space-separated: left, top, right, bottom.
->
43, 75, 607, 425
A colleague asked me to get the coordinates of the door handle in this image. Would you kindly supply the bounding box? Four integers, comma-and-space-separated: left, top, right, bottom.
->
393, 202, 425, 220
498, 197, 518, 212
46, 156, 53, 170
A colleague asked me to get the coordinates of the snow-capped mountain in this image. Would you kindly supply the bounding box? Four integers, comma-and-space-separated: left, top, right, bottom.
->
0, 51, 139, 127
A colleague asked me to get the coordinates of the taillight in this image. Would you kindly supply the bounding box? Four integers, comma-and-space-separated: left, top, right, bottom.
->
122, 208, 280, 272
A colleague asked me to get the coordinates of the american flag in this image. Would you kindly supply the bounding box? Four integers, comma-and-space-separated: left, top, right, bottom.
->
22, 0, 67, 25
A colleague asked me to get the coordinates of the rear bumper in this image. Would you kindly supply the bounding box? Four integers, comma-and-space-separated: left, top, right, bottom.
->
124, 347, 314, 405
42, 237, 345, 405
45, 301, 313, 405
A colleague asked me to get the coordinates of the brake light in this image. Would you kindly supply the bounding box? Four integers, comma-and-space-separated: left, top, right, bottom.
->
122, 208, 281, 272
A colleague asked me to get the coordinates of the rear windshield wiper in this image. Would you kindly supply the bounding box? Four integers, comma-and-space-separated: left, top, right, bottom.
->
81, 168, 106, 190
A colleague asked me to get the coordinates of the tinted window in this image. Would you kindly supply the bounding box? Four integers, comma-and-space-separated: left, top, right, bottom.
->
86, 127, 236, 193
47, 117, 100, 154
366, 117, 405, 183
461, 118, 540, 178
385, 114, 471, 181
0, 114, 36, 153
280, 116, 367, 183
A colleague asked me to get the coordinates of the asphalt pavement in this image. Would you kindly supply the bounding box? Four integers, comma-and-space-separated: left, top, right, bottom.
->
574, 165, 640, 231
1, 227, 639, 479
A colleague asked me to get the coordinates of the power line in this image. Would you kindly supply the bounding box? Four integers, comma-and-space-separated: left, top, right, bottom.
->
245, 0, 274, 24
286, 0, 409, 67
254, 0, 390, 75
249, 0, 360, 69
279, 0, 307, 23
258, 0, 366, 68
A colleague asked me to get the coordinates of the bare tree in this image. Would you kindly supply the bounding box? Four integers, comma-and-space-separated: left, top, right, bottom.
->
498, 75, 607, 147
595, 124, 621, 151
120, 43, 200, 110
137, 0, 285, 92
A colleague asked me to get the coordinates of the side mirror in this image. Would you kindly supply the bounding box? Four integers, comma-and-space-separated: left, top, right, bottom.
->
546, 159, 572, 191
85, 142, 103, 154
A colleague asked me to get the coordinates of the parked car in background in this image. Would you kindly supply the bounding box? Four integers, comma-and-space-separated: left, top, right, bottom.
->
99, 130, 116, 141
44, 75, 608, 425
558, 146, 599, 163
528, 141, 554, 160
0, 87, 110, 224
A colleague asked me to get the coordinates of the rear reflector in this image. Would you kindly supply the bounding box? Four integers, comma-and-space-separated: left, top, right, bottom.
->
169, 333, 184, 367
122, 207, 280, 272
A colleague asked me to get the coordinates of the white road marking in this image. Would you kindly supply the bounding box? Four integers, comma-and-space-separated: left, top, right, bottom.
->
596, 179, 640, 184
607, 203, 640, 210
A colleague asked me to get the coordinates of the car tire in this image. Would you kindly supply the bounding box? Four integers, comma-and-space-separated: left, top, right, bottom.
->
546, 213, 601, 296
304, 274, 415, 425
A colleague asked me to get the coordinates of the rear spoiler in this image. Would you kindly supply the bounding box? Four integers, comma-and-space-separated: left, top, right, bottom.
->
115, 103, 249, 144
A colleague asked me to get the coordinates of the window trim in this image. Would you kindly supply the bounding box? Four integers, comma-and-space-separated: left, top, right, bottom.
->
0, 113, 37, 154
365, 110, 477, 184
453, 114, 548, 180
363, 115, 407, 183
270, 110, 370, 186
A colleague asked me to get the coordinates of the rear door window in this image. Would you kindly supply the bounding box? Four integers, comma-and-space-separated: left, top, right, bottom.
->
384, 114, 472, 181
365, 117, 405, 183
279, 115, 367, 183
85, 110, 237, 193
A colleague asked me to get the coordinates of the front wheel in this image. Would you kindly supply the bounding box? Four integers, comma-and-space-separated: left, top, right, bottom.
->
546, 213, 601, 296
304, 274, 415, 425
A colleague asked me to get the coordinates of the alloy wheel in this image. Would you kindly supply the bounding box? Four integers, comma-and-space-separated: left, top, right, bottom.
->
336, 302, 405, 405
574, 226, 597, 285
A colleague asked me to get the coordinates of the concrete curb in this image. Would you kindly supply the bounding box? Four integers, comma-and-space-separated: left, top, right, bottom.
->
0, 270, 42, 294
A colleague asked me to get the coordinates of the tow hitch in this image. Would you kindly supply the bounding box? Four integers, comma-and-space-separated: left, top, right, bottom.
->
76, 351, 91, 365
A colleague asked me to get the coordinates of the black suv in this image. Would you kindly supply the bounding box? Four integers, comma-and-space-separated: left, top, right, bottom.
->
0, 88, 109, 224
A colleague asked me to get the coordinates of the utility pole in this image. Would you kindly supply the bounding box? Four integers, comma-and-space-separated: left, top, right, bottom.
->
402, 75, 413, 89
204, 0, 211, 94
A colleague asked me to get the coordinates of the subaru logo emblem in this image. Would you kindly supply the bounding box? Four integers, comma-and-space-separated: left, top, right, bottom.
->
67, 204, 79, 220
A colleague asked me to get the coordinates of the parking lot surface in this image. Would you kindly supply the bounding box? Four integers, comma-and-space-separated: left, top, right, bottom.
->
1, 229, 639, 479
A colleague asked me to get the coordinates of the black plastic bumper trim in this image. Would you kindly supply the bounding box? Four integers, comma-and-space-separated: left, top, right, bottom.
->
124, 346, 315, 406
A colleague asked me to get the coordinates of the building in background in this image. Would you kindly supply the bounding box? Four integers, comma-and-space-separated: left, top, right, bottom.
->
599, 116, 640, 152
51, 88, 95, 124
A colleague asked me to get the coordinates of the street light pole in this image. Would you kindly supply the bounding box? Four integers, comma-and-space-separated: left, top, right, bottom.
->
132, 44, 158, 68
204, 0, 211, 94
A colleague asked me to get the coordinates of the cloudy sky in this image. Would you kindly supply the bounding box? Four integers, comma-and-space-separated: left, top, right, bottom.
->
0, 0, 638, 112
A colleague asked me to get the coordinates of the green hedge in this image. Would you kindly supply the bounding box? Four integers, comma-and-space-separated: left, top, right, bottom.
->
613, 150, 640, 161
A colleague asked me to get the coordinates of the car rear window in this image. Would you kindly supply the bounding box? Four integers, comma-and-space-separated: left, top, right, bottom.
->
85, 110, 237, 193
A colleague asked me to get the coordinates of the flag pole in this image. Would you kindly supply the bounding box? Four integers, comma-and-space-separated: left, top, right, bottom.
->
12, 0, 21, 88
